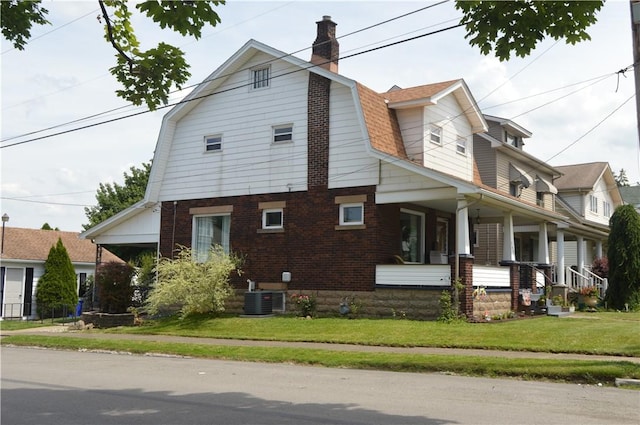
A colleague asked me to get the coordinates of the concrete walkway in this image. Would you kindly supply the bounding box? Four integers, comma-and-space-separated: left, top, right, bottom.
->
2, 324, 640, 365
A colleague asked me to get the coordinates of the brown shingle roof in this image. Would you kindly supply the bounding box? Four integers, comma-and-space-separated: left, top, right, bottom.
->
383, 80, 460, 104
553, 162, 608, 190
356, 83, 407, 159
0, 227, 122, 263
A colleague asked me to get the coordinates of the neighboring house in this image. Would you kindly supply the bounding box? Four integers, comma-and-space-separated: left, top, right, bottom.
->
619, 185, 640, 213
553, 162, 623, 271
0, 227, 122, 319
81, 17, 619, 319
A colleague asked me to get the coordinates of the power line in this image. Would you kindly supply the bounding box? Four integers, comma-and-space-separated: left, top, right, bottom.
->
1, 21, 465, 149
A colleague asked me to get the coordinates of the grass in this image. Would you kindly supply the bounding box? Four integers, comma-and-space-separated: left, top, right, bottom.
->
0, 319, 68, 331
108, 311, 640, 357
2, 311, 639, 386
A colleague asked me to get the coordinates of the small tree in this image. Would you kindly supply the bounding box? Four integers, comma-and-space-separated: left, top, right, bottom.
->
35, 238, 78, 318
146, 246, 241, 318
131, 252, 157, 308
606, 205, 640, 310
96, 262, 135, 314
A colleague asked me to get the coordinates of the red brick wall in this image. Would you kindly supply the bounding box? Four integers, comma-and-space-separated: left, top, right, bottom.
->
307, 73, 331, 188
159, 187, 405, 292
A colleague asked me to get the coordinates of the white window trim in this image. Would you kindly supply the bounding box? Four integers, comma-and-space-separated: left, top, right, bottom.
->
589, 195, 598, 213
272, 124, 293, 144
262, 208, 283, 229
204, 135, 222, 153
456, 136, 467, 155
430, 125, 442, 146
250, 65, 270, 90
339, 203, 364, 226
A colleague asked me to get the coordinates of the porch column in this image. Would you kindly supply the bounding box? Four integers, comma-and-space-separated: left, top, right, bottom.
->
459, 255, 474, 319
576, 235, 585, 273
509, 262, 520, 312
502, 212, 515, 262
537, 222, 550, 264
456, 197, 471, 256
595, 240, 603, 259
557, 230, 565, 286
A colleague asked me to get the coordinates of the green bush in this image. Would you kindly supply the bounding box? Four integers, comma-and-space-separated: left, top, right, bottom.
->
35, 238, 78, 318
606, 205, 640, 310
96, 262, 135, 313
145, 246, 242, 318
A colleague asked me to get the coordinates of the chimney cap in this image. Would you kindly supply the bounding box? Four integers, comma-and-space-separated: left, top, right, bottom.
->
322, 15, 332, 20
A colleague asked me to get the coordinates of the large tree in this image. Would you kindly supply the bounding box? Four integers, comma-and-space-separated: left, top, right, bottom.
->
454, 1, 604, 61
1, 0, 224, 110
83, 161, 151, 230
606, 204, 640, 310
35, 238, 78, 318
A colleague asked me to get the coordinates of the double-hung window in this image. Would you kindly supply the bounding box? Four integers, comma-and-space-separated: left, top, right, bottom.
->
273, 124, 293, 143
589, 195, 598, 213
456, 136, 467, 155
252, 66, 270, 90
192, 214, 230, 262
205, 135, 222, 152
430, 125, 442, 145
603, 200, 611, 217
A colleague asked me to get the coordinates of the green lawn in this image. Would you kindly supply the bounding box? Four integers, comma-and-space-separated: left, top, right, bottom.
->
2, 311, 639, 386
111, 311, 640, 357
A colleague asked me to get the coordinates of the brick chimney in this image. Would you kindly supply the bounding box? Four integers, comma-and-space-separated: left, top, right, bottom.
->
310, 16, 339, 73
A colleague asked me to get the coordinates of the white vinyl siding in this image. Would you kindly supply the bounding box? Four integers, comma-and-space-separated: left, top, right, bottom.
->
328, 83, 378, 189
158, 52, 309, 201
395, 108, 424, 164
421, 96, 474, 181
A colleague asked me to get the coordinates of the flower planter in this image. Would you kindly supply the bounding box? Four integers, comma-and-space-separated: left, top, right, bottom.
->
582, 296, 598, 308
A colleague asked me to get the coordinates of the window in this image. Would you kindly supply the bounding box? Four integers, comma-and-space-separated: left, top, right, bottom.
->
430, 125, 442, 145
273, 125, 293, 143
205, 135, 222, 152
340, 203, 364, 225
193, 215, 230, 262
506, 132, 519, 147
436, 218, 449, 254
400, 209, 425, 263
510, 182, 521, 197
589, 195, 598, 213
536, 192, 545, 207
262, 209, 283, 229
456, 136, 467, 155
252, 66, 270, 89
603, 200, 611, 217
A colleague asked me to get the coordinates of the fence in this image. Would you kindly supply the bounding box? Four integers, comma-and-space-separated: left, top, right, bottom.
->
1, 303, 81, 322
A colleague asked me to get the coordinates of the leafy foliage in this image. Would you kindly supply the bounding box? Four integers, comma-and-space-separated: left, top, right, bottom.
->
35, 238, 78, 318
606, 205, 640, 310
0, 1, 49, 50
96, 261, 136, 313
83, 162, 151, 230
131, 252, 157, 308
614, 168, 630, 187
40, 223, 59, 231
2, 0, 224, 110
591, 257, 608, 279
454, 1, 604, 61
146, 246, 242, 318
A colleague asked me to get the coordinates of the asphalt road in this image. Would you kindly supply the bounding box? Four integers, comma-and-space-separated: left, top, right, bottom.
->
2, 346, 639, 425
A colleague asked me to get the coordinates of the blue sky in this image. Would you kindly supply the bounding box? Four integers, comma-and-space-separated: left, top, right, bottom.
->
1, 0, 637, 232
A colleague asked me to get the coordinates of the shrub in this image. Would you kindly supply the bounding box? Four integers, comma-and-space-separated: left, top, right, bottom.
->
606, 205, 640, 310
96, 262, 136, 313
591, 257, 608, 278
35, 238, 78, 318
290, 293, 317, 317
145, 245, 242, 318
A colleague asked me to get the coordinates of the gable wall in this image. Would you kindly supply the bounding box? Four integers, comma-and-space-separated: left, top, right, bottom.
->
585, 177, 614, 225
328, 83, 378, 188
422, 96, 474, 181
395, 108, 424, 164
159, 52, 310, 201
473, 136, 497, 187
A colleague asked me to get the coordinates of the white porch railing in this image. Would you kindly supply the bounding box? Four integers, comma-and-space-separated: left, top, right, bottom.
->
566, 267, 608, 297
375, 265, 450, 287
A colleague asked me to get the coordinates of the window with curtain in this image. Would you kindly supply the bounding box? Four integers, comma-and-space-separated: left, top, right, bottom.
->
400, 209, 424, 263
193, 215, 230, 262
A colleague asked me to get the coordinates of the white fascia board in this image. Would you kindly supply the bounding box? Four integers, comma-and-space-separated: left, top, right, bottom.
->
376, 187, 458, 204
484, 114, 532, 138
433, 80, 487, 134
480, 132, 561, 177
477, 188, 566, 222
79, 200, 153, 240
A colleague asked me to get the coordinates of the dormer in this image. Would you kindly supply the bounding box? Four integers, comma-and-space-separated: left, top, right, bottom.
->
484, 115, 531, 150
